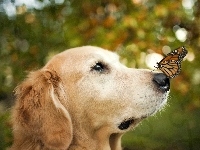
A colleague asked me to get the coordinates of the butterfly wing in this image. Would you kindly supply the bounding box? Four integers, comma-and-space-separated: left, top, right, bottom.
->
155, 46, 188, 78
167, 46, 188, 61
157, 60, 181, 78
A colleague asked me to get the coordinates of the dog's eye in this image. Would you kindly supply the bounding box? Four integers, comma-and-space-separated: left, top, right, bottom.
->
92, 62, 105, 73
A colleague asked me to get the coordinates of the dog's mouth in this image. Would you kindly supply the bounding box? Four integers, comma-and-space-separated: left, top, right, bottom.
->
118, 108, 161, 130
118, 115, 147, 130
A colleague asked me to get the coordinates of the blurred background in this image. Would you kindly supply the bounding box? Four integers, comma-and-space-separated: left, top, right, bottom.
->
0, 0, 200, 149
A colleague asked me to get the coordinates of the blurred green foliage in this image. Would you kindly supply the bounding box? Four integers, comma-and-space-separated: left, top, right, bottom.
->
0, 111, 12, 149
0, 0, 200, 149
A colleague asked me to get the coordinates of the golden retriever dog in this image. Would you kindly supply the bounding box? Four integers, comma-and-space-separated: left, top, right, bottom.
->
10, 46, 170, 150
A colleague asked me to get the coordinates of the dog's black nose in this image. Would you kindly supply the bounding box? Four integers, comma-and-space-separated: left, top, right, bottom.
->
153, 73, 170, 92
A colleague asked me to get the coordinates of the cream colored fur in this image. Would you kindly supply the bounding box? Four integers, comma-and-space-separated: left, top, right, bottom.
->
10, 46, 169, 150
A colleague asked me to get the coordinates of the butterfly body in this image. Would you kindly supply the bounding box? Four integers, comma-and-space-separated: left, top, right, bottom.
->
155, 46, 188, 78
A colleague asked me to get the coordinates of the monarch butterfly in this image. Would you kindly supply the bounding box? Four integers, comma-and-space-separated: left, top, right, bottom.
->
155, 46, 188, 78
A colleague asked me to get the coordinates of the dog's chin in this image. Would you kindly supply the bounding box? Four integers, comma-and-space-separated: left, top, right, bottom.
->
118, 108, 162, 131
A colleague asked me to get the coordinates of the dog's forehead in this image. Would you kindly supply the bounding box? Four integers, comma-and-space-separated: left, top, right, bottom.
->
86, 49, 119, 62
66, 46, 120, 63
46, 46, 121, 70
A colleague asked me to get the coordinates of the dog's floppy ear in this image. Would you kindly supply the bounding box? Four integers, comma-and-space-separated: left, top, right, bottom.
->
12, 69, 72, 149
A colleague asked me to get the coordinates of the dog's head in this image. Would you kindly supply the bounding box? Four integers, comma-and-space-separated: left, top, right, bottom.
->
12, 46, 169, 150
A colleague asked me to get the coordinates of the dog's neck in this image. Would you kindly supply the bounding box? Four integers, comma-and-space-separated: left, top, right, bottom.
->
69, 119, 123, 150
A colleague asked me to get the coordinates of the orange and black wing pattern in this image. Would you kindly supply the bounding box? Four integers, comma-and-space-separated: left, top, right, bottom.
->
155, 46, 188, 78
